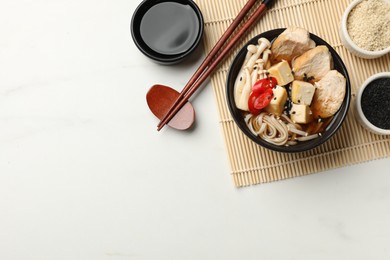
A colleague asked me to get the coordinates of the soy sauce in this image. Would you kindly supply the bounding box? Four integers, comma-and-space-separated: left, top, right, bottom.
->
140, 1, 200, 55
361, 77, 390, 130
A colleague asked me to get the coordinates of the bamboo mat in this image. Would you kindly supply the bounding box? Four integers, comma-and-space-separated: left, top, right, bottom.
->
195, 0, 390, 187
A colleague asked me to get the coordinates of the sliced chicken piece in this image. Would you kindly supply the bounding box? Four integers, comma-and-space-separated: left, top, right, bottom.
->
270, 26, 316, 64
292, 45, 333, 82
311, 70, 346, 119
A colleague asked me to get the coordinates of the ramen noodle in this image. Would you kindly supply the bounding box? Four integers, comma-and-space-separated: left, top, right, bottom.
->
234, 27, 346, 146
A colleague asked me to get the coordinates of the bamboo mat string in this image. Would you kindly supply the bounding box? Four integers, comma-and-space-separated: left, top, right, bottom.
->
195, 0, 390, 187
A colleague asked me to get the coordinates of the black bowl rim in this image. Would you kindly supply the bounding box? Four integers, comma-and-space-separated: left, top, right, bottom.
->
130, 0, 204, 65
226, 28, 351, 153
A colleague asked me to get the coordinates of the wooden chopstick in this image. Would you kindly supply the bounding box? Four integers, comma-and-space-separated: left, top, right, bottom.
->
156, 0, 257, 129
157, 0, 274, 131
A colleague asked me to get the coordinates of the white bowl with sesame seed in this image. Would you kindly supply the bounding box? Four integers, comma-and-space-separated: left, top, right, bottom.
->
340, 0, 390, 59
355, 72, 390, 135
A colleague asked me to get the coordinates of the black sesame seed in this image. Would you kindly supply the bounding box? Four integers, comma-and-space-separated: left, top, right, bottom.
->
361, 78, 390, 129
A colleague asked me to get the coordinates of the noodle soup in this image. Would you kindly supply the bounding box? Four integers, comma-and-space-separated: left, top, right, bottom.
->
226, 28, 351, 152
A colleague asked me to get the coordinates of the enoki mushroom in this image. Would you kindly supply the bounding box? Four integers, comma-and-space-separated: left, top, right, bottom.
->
234, 38, 271, 111
245, 112, 319, 146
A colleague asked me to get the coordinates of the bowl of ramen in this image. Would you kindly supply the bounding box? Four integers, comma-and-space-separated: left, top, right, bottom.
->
226, 27, 351, 153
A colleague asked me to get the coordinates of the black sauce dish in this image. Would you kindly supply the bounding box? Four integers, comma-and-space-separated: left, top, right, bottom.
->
131, 0, 204, 65
226, 29, 351, 153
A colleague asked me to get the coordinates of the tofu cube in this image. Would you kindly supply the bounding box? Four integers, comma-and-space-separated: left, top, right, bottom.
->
267, 60, 294, 86
265, 85, 287, 116
290, 104, 312, 124
291, 80, 316, 105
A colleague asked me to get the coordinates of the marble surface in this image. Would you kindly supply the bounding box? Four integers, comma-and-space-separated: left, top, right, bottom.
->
1, 1, 390, 259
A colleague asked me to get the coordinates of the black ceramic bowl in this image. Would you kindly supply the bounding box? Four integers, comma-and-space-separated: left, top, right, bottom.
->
226, 29, 351, 153
131, 0, 204, 65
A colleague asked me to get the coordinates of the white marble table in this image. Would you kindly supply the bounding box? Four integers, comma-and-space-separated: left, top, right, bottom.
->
1, 1, 389, 259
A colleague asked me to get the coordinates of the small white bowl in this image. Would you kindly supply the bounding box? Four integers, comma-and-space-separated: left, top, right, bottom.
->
355, 72, 390, 135
340, 0, 390, 59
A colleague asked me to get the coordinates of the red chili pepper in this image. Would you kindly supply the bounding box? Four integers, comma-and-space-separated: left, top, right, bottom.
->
248, 77, 277, 115
252, 76, 277, 93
